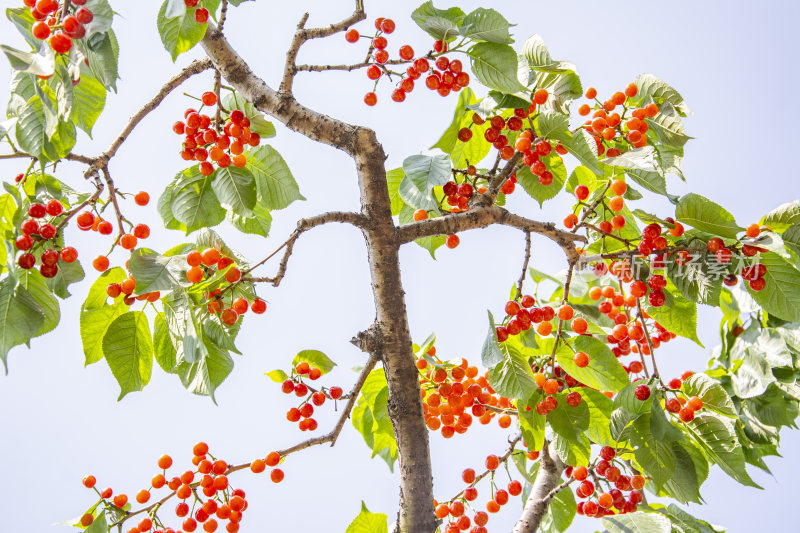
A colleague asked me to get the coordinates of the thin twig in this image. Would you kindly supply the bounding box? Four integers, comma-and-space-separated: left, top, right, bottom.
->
296, 58, 407, 72
218, 0, 228, 31
515, 232, 532, 299
100, 167, 128, 238
216, 211, 365, 298
635, 297, 662, 381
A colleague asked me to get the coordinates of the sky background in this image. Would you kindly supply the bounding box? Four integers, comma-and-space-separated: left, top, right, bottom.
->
1, 0, 800, 532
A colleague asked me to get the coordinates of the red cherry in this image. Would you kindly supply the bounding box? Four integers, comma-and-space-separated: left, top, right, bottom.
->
18, 253, 35, 269
45, 199, 63, 216
344, 29, 359, 42
49, 31, 73, 54
60, 247, 78, 263
634, 384, 651, 401
75, 7, 94, 24
195, 7, 209, 24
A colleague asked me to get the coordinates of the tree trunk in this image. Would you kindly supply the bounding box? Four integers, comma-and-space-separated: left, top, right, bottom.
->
201, 28, 436, 533
512, 442, 566, 533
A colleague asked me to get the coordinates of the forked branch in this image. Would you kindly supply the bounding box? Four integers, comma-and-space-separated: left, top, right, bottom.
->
279, 0, 367, 93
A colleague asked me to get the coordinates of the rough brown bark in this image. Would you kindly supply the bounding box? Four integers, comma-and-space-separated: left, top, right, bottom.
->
201, 25, 437, 533
512, 442, 567, 533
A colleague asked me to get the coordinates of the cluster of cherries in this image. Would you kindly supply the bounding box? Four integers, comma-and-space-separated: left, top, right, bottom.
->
417, 348, 514, 437
345, 17, 470, 105
70, 191, 151, 273
577, 84, 657, 155
183, 0, 212, 24
570, 446, 646, 518
24, 0, 94, 54
14, 196, 78, 277
79, 442, 284, 533
665, 372, 705, 423
279, 361, 344, 432
434, 456, 524, 533
172, 92, 261, 175
105, 275, 161, 307
494, 294, 557, 343
183, 248, 268, 325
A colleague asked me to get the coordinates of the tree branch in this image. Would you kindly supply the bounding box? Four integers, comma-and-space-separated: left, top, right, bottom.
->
279, 2, 367, 94
112, 354, 378, 529
515, 231, 532, 299
85, 59, 213, 176
396, 206, 585, 261
295, 58, 406, 73
219, 211, 365, 297
511, 441, 566, 533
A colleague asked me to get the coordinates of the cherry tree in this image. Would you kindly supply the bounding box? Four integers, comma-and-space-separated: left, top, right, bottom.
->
2, 1, 800, 532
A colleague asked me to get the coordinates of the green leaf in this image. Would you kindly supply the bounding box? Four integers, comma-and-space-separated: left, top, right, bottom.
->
82, 268, 126, 311
650, 398, 684, 442
401, 154, 450, 210
547, 392, 590, 442
487, 341, 537, 400
212, 166, 257, 216
352, 369, 397, 471
552, 432, 591, 467
246, 145, 305, 211
647, 290, 702, 346
345, 502, 388, 533
675, 193, 743, 239
732, 347, 775, 398
222, 91, 276, 138
518, 400, 545, 451
158, 184, 188, 232
0, 275, 45, 370
157, 0, 210, 61
557, 336, 629, 393
647, 101, 692, 148
1, 44, 55, 76
102, 311, 154, 400
153, 313, 177, 373
665, 504, 725, 533
292, 349, 336, 375
386, 167, 406, 216
176, 337, 233, 401
536, 110, 570, 139
555, 129, 602, 176
45, 258, 85, 298
745, 252, 800, 322
634, 73, 690, 115
662, 441, 706, 504
515, 152, 566, 206
227, 204, 272, 237
84, 510, 108, 533
761, 200, 800, 232
468, 42, 528, 94
14, 95, 47, 160
682, 374, 736, 417
683, 414, 760, 488
481, 313, 503, 367
17, 269, 59, 336
603, 512, 672, 533
578, 388, 615, 446
667, 254, 722, 306
171, 166, 225, 233
459, 8, 513, 44
632, 418, 676, 490
82, 0, 114, 38
266, 369, 288, 383
128, 248, 190, 294
410, 1, 465, 41
547, 488, 576, 532
84, 30, 120, 92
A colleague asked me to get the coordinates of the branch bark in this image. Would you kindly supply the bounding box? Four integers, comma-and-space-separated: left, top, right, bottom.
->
202, 23, 437, 533
396, 206, 585, 262
511, 441, 567, 533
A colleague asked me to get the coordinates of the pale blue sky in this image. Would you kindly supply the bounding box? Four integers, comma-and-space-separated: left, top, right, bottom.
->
1, 1, 799, 532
